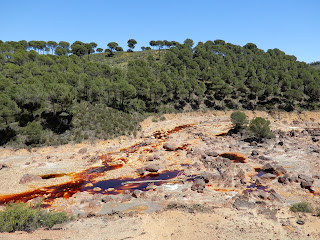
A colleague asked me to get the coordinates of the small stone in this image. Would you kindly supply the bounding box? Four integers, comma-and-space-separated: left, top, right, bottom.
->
233, 197, 255, 210
145, 164, 160, 172
298, 174, 314, 182
278, 176, 288, 184
258, 156, 270, 161
199, 172, 213, 183
136, 167, 146, 175
122, 194, 132, 202
250, 141, 258, 146
262, 163, 277, 174
204, 150, 219, 157
87, 211, 95, 217
289, 175, 299, 183
301, 180, 313, 189
101, 196, 113, 203
19, 174, 42, 184
151, 195, 161, 201
251, 150, 259, 156
260, 173, 277, 179
163, 143, 178, 151
312, 174, 320, 179
256, 190, 268, 199
296, 220, 305, 225
146, 156, 154, 161
268, 189, 284, 202
124, 190, 130, 195
146, 183, 156, 191
93, 187, 102, 192
191, 178, 206, 193
132, 190, 141, 198
78, 147, 87, 154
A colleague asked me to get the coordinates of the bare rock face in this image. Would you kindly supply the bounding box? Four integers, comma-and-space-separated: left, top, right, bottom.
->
191, 178, 206, 193
268, 189, 284, 202
262, 163, 286, 175
233, 197, 255, 210
19, 174, 42, 184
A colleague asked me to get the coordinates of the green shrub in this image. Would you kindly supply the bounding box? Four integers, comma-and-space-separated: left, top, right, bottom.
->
0, 201, 70, 232
248, 117, 274, 140
23, 121, 43, 145
316, 207, 320, 217
230, 111, 248, 128
290, 202, 313, 213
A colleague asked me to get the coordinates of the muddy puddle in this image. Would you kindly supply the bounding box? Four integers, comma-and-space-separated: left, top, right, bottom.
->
83, 170, 182, 195
0, 125, 192, 207
219, 153, 246, 163
0, 170, 182, 206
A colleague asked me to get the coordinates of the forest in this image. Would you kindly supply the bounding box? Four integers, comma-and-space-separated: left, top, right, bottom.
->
0, 39, 319, 147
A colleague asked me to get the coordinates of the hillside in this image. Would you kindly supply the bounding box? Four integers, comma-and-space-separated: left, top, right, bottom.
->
0, 39, 319, 148
88, 49, 165, 68
310, 61, 320, 71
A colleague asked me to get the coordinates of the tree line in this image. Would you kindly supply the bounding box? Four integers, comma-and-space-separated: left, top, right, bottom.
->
0, 39, 179, 59
0, 38, 319, 147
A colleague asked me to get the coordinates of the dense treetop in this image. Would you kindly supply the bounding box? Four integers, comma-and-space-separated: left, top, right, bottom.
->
0, 39, 319, 147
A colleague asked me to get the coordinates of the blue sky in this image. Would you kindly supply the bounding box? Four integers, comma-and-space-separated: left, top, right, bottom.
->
2, 0, 319, 63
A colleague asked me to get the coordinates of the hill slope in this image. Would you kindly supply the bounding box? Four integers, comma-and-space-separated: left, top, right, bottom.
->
0, 39, 319, 147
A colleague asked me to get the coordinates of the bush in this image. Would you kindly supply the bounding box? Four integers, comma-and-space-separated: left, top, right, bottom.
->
230, 111, 248, 128
23, 121, 43, 145
316, 207, 320, 217
290, 202, 313, 213
0, 201, 70, 232
248, 117, 274, 140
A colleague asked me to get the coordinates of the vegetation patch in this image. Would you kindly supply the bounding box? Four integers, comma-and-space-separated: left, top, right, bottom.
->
0, 201, 71, 232
166, 203, 212, 213
315, 207, 320, 217
289, 202, 313, 213
248, 117, 274, 140
0, 39, 319, 148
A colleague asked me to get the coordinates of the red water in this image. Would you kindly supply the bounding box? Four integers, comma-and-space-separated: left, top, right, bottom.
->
0, 124, 192, 207
219, 153, 246, 163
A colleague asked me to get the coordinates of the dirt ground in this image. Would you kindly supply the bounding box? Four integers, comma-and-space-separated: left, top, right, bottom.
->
0, 110, 319, 240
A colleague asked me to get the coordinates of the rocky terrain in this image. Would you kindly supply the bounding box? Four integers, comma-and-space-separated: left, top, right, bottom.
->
0, 110, 320, 240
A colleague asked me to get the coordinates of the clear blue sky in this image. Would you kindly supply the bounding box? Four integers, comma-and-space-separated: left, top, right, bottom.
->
2, 0, 319, 63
